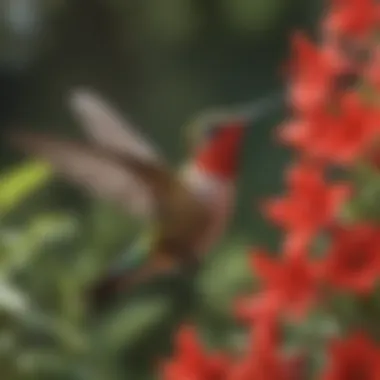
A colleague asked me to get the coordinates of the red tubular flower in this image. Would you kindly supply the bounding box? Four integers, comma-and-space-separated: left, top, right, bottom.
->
229, 324, 280, 380
364, 46, 380, 90
247, 248, 321, 319
323, 0, 380, 40
235, 293, 280, 360
287, 32, 336, 115
263, 162, 351, 249
326, 93, 380, 163
236, 291, 281, 327
321, 332, 380, 380
226, 328, 306, 380
162, 326, 230, 380
320, 33, 366, 77
227, 353, 306, 380
279, 92, 380, 165
322, 224, 380, 294
278, 112, 328, 156
321, 0, 378, 80
227, 350, 284, 380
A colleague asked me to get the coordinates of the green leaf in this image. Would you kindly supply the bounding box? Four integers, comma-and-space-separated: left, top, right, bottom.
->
27, 213, 79, 245
0, 213, 78, 277
0, 161, 52, 218
97, 296, 172, 352
0, 280, 30, 316
197, 238, 253, 316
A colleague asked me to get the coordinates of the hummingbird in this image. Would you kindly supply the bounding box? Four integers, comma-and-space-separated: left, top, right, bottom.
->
9, 88, 284, 309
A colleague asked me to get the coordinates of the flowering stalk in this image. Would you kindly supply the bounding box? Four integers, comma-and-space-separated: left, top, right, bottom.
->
161, 1, 380, 378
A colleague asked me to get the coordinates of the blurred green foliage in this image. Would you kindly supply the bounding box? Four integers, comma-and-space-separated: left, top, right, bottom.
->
0, 161, 52, 217
0, 161, 255, 379
0, 161, 350, 379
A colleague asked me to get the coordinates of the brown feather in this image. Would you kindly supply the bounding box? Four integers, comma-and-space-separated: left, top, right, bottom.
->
9, 130, 211, 257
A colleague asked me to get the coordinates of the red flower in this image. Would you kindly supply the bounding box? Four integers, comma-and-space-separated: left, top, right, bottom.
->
248, 249, 320, 319
321, 332, 380, 380
264, 162, 350, 249
235, 294, 280, 360
227, 353, 306, 380
321, 40, 356, 77
323, 0, 380, 39
233, 324, 280, 380
227, 350, 283, 380
320, 32, 370, 78
162, 326, 230, 380
287, 32, 336, 115
327, 93, 380, 163
236, 292, 281, 327
278, 113, 323, 156
279, 92, 380, 165
322, 224, 380, 294
364, 46, 380, 90
226, 329, 306, 380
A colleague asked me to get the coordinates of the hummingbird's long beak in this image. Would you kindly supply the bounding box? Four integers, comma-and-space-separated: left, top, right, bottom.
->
233, 88, 287, 123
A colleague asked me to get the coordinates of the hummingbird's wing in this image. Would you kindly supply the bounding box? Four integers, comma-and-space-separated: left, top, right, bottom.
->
66, 88, 211, 248
9, 131, 208, 231
8, 132, 157, 219
68, 88, 165, 165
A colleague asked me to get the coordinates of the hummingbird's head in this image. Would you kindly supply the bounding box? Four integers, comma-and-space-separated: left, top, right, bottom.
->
188, 111, 247, 181
187, 92, 285, 181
